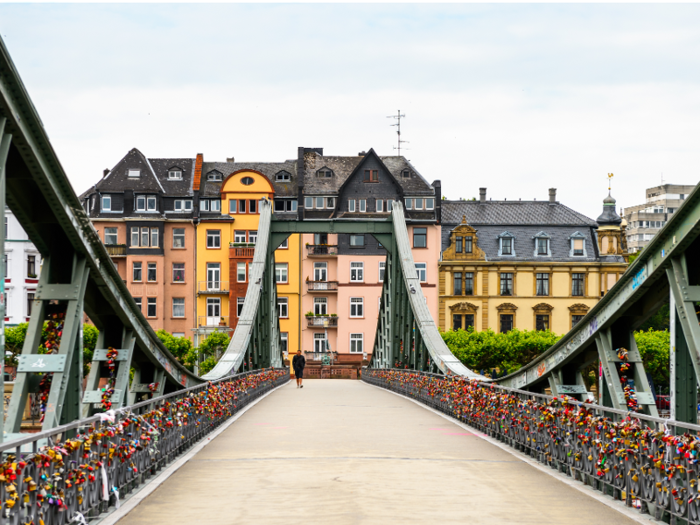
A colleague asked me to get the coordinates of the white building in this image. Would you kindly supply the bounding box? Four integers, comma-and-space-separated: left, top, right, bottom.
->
4, 208, 41, 326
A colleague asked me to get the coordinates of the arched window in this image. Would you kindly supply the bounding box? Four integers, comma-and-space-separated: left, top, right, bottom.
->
241, 177, 254, 186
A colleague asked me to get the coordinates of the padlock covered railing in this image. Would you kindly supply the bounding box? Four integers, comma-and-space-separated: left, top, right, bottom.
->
0, 368, 289, 525
363, 368, 700, 524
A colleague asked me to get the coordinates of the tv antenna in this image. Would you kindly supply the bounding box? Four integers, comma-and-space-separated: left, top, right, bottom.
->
387, 110, 408, 156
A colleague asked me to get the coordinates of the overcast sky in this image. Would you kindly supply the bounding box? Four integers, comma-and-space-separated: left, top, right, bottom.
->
1, 4, 699, 219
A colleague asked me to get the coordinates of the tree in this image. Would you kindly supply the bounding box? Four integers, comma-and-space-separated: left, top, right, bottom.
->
155, 329, 194, 369
634, 328, 670, 390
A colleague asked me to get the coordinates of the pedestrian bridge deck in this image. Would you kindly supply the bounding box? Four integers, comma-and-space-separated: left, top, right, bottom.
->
117, 380, 640, 525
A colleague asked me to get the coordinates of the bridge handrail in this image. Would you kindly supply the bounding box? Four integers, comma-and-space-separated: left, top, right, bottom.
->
499, 181, 700, 389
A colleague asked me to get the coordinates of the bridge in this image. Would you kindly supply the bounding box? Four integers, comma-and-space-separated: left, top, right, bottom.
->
0, 35, 699, 524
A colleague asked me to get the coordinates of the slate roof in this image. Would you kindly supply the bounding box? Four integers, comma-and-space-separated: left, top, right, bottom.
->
200, 160, 298, 198
441, 200, 597, 226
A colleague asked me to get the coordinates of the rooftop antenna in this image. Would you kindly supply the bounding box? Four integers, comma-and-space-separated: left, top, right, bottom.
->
607, 172, 614, 193
387, 110, 408, 156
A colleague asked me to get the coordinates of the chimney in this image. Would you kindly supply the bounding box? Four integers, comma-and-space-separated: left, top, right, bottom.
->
549, 188, 556, 204
358, 151, 366, 156
103, 169, 110, 178
479, 188, 486, 203
432, 180, 442, 223
226, 157, 235, 163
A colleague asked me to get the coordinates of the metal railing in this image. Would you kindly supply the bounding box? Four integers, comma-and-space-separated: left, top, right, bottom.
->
306, 316, 339, 328
0, 368, 289, 525
306, 281, 339, 292
198, 316, 230, 328
197, 281, 230, 294
306, 245, 338, 256
363, 368, 700, 524
104, 244, 127, 257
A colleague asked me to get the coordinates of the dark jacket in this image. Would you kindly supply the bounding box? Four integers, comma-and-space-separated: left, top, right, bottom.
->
292, 354, 306, 371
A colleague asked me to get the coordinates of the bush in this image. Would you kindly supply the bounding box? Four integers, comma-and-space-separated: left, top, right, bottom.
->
634, 328, 670, 390
156, 330, 194, 369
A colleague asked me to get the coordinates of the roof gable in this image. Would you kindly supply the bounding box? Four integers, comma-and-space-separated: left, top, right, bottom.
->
94, 148, 164, 194
337, 148, 403, 196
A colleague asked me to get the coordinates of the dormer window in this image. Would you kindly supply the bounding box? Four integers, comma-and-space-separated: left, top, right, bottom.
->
364, 169, 378, 182
402, 169, 411, 178
569, 232, 587, 257
316, 168, 333, 178
532, 232, 551, 257
101, 195, 111, 212
498, 232, 515, 256
168, 169, 182, 180
241, 177, 254, 186
276, 171, 291, 182
128, 169, 140, 178
207, 171, 223, 182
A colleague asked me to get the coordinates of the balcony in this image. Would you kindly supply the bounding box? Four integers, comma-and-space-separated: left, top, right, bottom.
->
105, 244, 127, 257
229, 243, 256, 257
307, 281, 339, 292
198, 316, 230, 328
306, 315, 339, 328
197, 281, 230, 295
306, 245, 338, 257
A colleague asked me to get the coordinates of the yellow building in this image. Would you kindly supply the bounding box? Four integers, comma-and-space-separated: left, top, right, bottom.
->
438, 189, 628, 335
193, 157, 301, 356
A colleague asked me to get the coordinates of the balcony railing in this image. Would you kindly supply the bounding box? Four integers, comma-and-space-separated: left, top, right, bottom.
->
304, 351, 338, 363
197, 281, 229, 294
229, 244, 256, 257
306, 245, 338, 257
198, 316, 230, 328
307, 280, 339, 292
105, 244, 127, 257
306, 315, 339, 328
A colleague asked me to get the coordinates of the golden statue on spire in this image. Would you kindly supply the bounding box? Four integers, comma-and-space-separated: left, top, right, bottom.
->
607, 172, 614, 192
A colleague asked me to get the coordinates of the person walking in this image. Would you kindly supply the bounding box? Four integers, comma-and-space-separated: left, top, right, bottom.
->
292, 350, 305, 388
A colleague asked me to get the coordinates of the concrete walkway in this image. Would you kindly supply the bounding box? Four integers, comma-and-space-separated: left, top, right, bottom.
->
119, 380, 642, 525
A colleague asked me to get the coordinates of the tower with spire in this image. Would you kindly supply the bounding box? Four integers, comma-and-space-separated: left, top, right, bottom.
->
596, 174, 628, 262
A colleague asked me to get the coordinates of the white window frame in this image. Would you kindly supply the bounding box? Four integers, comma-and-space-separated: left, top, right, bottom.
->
414, 198, 424, 210
147, 297, 157, 317
135, 195, 146, 211
348, 199, 356, 212
207, 171, 222, 182
207, 230, 221, 248
314, 262, 327, 282
131, 227, 139, 246
172, 297, 185, 318
326, 197, 335, 208
147, 196, 157, 211
376, 199, 383, 213
173, 228, 185, 248
101, 195, 111, 212
168, 170, 182, 180
350, 262, 364, 282
104, 227, 118, 245
350, 333, 363, 354
359, 199, 367, 213
315, 197, 324, 209
234, 231, 246, 243
211, 200, 221, 212
426, 198, 435, 210
237, 297, 245, 317
133, 262, 142, 282
128, 169, 140, 178
415, 262, 427, 282
405, 198, 413, 210
229, 200, 237, 213
275, 263, 288, 284
249, 231, 258, 244
314, 297, 328, 316
379, 261, 386, 282
305, 197, 313, 209
147, 262, 157, 282
350, 297, 364, 318
151, 227, 158, 248
237, 262, 247, 283
277, 297, 289, 318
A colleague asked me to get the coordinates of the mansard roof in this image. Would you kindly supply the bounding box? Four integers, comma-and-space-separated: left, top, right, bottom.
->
441, 200, 597, 226
200, 160, 298, 198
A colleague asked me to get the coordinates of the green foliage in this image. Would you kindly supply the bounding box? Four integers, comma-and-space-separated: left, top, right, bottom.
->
441, 327, 561, 376
634, 328, 670, 389
82, 324, 99, 377
155, 329, 194, 365
638, 304, 670, 332
198, 331, 230, 359
199, 356, 218, 375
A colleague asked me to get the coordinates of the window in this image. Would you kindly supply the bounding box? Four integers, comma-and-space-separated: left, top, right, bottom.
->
377, 199, 383, 213
104, 227, 118, 245
237, 263, 247, 283
500, 314, 513, 333
415, 262, 427, 282
277, 297, 288, 318
314, 297, 327, 316
139, 227, 148, 247
249, 200, 257, 214
147, 297, 157, 317
379, 261, 386, 282
174, 200, 193, 212
317, 169, 332, 178
452, 314, 474, 331
147, 196, 156, 211
500, 235, 514, 256
210, 200, 221, 212
464, 272, 474, 295
305, 197, 313, 209
572, 314, 585, 328
413, 227, 427, 248
27, 292, 35, 317
350, 262, 364, 282
453, 314, 462, 330
173, 333, 185, 338
537, 238, 548, 256
172, 298, 185, 318
456, 237, 463, 253
278, 238, 289, 250
249, 231, 258, 244
173, 263, 185, 282
572, 238, 584, 256
237, 297, 245, 317
281, 332, 288, 355
275, 199, 297, 212
173, 228, 185, 248
128, 169, 140, 178
134, 297, 142, 312
147, 262, 157, 282
314, 262, 327, 282
314, 333, 328, 353
241, 176, 254, 186
402, 169, 410, 178
453, 272, 462, 295
313, 197, 323, 210
101, 195, 111, 212
229, 200, 237, 213
500, 273, 513, 296
276, 171, 291, 182
136, 196, 146, 211
133, 262, 142, 282
350, 297, 364, 317
151, 227, 159, 248
405, 198, 413, 210
536, 273, 549, 296
275, 263, 288, 283
350, 333, 364, 353
415, 198, 424, 210
359, 200, 367, 212
206, 298, 221, 323
239, 200, 246, 213
536, 315, 550, 331
426, 198, 435, 210
364, 169, 379, 182
207, 230, 221, 248
207, 263, 221, 289
464, 236, 473, 253
26, 255, 36, 278
207, 171, 222, 182
387, 200, 393, 212
348, 199, 356, 212
234, 231, 246, 243
350, 234, 365, 247
168, 170, 182, 180
572, 273, 585, 296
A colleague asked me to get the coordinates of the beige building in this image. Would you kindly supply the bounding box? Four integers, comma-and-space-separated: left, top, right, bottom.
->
439, 189, 628, 335
622, 183, 696, 253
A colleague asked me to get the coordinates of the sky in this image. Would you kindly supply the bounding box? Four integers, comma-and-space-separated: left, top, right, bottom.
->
1, 4, 699, 219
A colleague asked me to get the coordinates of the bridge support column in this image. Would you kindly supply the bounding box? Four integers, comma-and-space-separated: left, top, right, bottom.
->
0, 118, 11, 440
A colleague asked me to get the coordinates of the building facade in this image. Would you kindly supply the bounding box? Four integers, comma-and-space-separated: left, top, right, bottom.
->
439, 188, 628, 335
622, 183, 696, 253
4, 208, 42, 326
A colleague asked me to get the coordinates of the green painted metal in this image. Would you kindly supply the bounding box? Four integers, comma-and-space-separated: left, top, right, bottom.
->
0, 118, 10, 441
